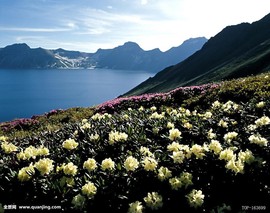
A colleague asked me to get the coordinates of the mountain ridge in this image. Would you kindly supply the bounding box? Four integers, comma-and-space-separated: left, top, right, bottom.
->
124, 12, 270, 95
0, 37, 207, 72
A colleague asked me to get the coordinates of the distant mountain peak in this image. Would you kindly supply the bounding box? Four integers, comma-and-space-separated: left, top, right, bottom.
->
118, 41, 142, 51
6, 43, 30, 51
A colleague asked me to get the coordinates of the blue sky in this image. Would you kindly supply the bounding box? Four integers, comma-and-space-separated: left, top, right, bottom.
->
0, 0, 269, 52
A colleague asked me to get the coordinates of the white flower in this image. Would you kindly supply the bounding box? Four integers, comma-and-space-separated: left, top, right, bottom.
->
168, 128, 181, 141
108, 131, 128, 145
186, 189, 205, 208
124, 156, 139, 172
142, 157, 158, 171
101, 158, 115, 171
219, 149, 235, 161
207, 129, 216, 139
190, 144, 205, 159
248, 134, 268, 146
218, 119, 228, 128
167, 142, 181, 152
157, 166, 172, 181
143, 192, 163, 210
171, 151, 185, 164
62, 138, 79, 150
224, 132, 238, 144
34, 158, 54, 175
209, 140, 223, 155
83, 158, 98, 171
256, 101, 265, 108
255, 116, 270, 127
128, 201, 144, 213
81, 182, 97, 198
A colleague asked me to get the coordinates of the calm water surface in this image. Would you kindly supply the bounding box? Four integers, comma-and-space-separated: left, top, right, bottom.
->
0, 69, 153, 122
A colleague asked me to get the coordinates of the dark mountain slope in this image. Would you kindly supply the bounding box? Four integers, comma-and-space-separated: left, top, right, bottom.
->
124, 13, 270, 95
0, 44, 59, 69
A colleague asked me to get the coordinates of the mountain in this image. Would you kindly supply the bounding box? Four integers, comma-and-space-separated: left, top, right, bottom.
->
0, 43, 59, 69
91, 37, 207, 71
0, 37, 207, 71
124, 13, 270, 96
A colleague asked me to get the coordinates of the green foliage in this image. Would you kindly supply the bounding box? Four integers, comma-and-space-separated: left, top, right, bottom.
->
0, 73, 269, 212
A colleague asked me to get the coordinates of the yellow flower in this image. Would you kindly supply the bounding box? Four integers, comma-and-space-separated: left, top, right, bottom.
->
142, 157, 158, 171
255, 116, 270, 127
149, 112, 164, 119
169, 128, 181, 141
186, 189, 205, 208
81, 182, 97, 198
62, 138, 79, 150
238, 150, 255, 164
18, 164, 35, 182
225, 159, 244, 174
89, 133, 100, 142
157, 166, 172, 181
63, 162, 78, 176
83, 158, 97, 171
139, 146, 154, 157
124, 156, 139, 172
212, 100, 221, 108
150, 106, 157, 111
219, 148, 235, 161
167, 122, 175, 129
180, 172, 193, 188
224, 132, 238, 144
256, 101, 265, 108
108, 131, 128, 145
167, 142, 181, 152
138, 106, 144, 111
248, 134, 268, 146
209, 140, 223, 155
0, 136, 8, 142
190, 144, 205, 159
34, 158, 54, 175
37, 147, 50, 156
207, 129, 216, 139
218, 119, 228, 128
81, 122, 91, 130
128, 201, 144, 213
143, 192, 163, 210
101, 158, 115, 171
171, 151, 185, 164
1, 142, 18, 154
183, 122, 193, 129
169, 177, 183, 190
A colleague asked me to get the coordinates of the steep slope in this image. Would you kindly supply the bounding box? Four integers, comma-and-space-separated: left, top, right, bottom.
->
125, 13, 270, 95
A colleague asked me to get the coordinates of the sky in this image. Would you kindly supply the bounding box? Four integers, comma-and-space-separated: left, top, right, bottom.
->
0, 0, 269, 53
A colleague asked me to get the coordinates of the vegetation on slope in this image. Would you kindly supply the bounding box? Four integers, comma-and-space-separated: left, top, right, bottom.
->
0, 73, 269, 212
124, 13, 270, 96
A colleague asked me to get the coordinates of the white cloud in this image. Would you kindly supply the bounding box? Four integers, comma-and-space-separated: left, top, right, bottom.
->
0, 27, 72, 33
141, 0, 148, 5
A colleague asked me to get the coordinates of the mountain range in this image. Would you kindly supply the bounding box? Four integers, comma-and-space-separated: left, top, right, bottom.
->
0, 37, 207, 72
124, 13, 270, 96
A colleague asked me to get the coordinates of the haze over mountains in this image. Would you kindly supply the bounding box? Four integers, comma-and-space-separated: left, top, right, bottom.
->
0, 37, 207, 72
125, 12, 270, 96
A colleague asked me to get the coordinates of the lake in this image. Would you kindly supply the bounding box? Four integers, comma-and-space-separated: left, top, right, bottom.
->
0, 69, 153, 122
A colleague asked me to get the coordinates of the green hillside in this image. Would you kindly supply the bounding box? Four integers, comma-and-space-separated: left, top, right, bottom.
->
124, 13, 270, 96
0, 72, 269, 212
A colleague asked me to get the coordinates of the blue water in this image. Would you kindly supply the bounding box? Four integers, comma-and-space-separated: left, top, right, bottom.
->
0, 69, 153, 122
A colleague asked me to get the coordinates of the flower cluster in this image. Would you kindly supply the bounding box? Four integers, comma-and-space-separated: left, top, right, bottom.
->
0, 84, 269, 212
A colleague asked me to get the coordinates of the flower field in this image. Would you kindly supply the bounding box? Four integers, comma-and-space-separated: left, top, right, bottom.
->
0, 73, 270, 212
